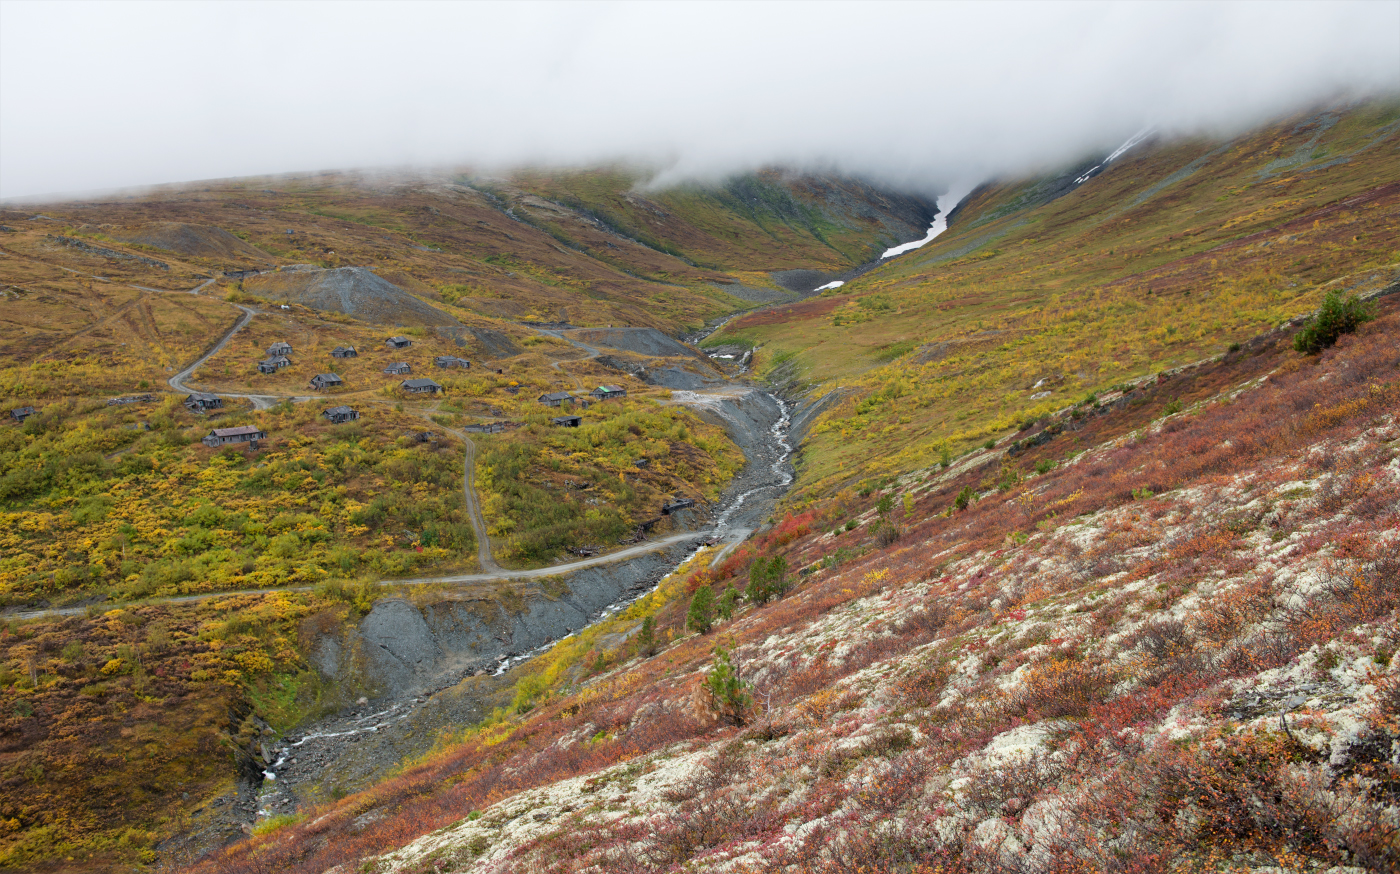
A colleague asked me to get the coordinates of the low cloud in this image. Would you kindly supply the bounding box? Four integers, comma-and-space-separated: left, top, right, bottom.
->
2, 0, 1396, 200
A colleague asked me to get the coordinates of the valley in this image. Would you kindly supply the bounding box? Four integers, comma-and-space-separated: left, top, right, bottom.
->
0, 99, 1397, 873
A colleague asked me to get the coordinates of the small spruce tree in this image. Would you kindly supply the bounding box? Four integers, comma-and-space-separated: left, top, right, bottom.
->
1293, 290, 1376, 354
637, 615, 656, 656
686, 586, 715, 634
717, 586, 739, 620
703, 644, 752, 725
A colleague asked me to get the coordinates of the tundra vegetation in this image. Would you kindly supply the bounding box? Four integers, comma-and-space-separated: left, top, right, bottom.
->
2, 101, 1399, 872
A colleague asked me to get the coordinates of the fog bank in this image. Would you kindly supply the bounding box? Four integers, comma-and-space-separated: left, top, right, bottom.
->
2, 0, 1397, 199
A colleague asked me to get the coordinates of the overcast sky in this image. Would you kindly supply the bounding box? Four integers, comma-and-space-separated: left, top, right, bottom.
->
1, 0, 1397, 200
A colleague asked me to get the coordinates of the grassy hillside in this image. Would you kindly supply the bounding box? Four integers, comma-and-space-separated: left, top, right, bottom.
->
708, 101, 1400, 497
196, 289, 1400, 874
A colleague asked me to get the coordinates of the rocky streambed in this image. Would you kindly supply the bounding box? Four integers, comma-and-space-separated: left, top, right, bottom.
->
229, 386, 806, 831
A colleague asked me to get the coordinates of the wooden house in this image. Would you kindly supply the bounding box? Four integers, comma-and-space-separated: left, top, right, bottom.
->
9, 406, 37, 423
401, 378, 442, 395
268, 341, 293, 357
322, 405, 360, 424
662, 497, 696, 515
590, 385, 627, 400
330, 346, 357, 359
310, 373, 344, 390
551, 415, 582, 428
434, 356, 471, 369
538, 392, 575, 407
383, 362, 412, 375
258, 355, 291, 374
464, 422, 507, 434
184, 392, 223, 413
202, 424, 265, 448
385, 336, 413, 349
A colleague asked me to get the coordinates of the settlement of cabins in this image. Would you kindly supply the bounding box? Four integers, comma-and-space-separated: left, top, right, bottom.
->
401, 378, 442, 394
385, 336, 412, 349
310, 373, 344, 390
184, 393, 223, 413
202, 425, 266, 448
434, 356, 471, 369
538, 392, 575, 407
258, 355, 291, 374
322, 405, 360, 424
268, 342, 293, 356
383, 362, 412, 375
330, 346, 357, 358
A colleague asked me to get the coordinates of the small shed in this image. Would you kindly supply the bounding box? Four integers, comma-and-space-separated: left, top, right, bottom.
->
258, 355, 291, 374
401, 378, 442, 394
184, 393, 223, 413
310, 373, 344, 390
434, 356, 471, 369
590, 385, 627, 400
383, 362, 412, 375
330, 346, 358, 359
202, 425, 266, 448
662, 498, 696, 515
538, 392, 575, 407
464, 422, 506, 434
385, 336, 413, 349
551, 415, 582, 428
322, 405, 360, 424
268, 342, 293, 357
9, 406, 37, 423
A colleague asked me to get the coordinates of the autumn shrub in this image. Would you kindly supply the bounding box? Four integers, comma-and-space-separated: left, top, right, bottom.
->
745, 555, 788, 604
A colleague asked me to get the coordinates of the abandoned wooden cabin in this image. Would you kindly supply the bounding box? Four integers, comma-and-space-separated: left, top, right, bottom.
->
505, 385, 521, 395
322, 405, 360, 424
383, 362, 412, 375
385, 336, 413, 349
590, 385, 627, 400
551, 415, 582, 428
9, 406, 37, 423
268, 341, 293, 357
401, 378, 442, 394
661, 497, 696, 514
464, 422, 507, 434
310, 373, 344, 390
258, 355, 291, 374
538, 392, 575, 407
330, 346, 358, 358
106, 394, 156, 406
202, 425, 265, 448
184, 393, 223, 413
434, 356, 471, 369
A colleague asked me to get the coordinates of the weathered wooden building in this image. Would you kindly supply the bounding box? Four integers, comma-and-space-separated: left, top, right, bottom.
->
434, 356, 471, 369
322, 405, 360, 424
202, 425, 266, 448
310, 373, 344, 390
590, 385, 627, 400
385, 336, 413, 349
258, 355, 291, 374
268, 341, 293, 357
401, 378, 442, 394
330, 346, 358, 359
538, 392, 575, 407
184, 393, 223, 413
383, 362, 412, 375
